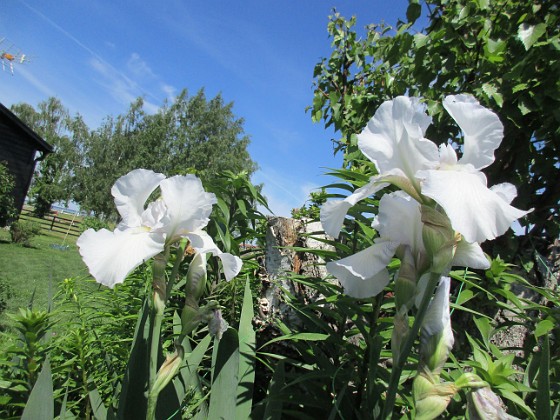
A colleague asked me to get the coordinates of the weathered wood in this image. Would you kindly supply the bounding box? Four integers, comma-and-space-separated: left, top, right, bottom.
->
258, 216, 334, 328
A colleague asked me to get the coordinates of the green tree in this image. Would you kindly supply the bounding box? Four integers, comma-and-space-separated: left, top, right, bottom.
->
310, 0, 559, 258
11, 98, 80, 217
75, 89, 257, 219
0, 160, 16, 226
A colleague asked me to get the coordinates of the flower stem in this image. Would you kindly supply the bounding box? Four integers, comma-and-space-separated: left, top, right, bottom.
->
166, 240, 187, 302
381, 271, 441, 419
146, 250, 169, 420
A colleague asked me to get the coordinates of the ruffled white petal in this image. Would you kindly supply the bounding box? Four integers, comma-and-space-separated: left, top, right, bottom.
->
216, 253, 243, 282
326, 240, 399, 298
330, 267, 391, 299
443, 94, 503, 170
418, 169, 529, 243
376, 191, 425, 254
320, 177, 387, 238
490, 182, 518, 204
186, 230, 242, 281
453, 240, 490, 269
77, 228, 165, 288
358, 96, 439, 180
320, 200, 353, 239
111, 169, 165, 227
160, 175, 217, 239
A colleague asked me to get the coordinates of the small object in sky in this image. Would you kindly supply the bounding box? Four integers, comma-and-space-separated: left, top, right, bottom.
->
0, 38, 28, 75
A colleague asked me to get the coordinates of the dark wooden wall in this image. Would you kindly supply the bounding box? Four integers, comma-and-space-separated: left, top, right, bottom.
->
0, 118, 38, 214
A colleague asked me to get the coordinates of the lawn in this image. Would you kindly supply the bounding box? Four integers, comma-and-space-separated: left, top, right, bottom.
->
0, 227, 91, 329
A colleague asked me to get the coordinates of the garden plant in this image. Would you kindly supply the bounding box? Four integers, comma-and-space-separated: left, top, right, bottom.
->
0, 0, 558, 418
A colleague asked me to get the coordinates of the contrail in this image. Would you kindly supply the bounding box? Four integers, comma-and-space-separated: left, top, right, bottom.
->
17, 0, 161, 103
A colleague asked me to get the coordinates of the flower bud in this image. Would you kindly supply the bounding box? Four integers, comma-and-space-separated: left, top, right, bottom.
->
394, 246, 417, 311
391, 307, 410, 366
180, 299, 221, 337
420, 205, 457, 273
186, 252, 208, 302
420, 277, 454, 374
413, 371, 458, 420
208, 309, 228, 340
467, 386, 511, 420
151, 343, 184, 397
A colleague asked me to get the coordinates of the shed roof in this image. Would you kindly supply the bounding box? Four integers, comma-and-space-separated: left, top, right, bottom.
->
0, 102, 53, 153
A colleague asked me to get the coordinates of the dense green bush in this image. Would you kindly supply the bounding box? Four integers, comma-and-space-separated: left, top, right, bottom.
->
0, 277, 14, 319
79, 215, 111, 233
9, 220, 41, 247
0, 161, 16, 227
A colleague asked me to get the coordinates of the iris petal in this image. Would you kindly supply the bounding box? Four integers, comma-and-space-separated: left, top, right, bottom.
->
453, 240, 490, 269
111, 169, 166, 227
160, 175, 217, 238
320, 177, 387, 238
326, 240, 399, 298
377, 191, 425, 254
77, 228, 165, 288
358, 96, 438, 180
443, 95, 503, 170
418, 169, 529, 243
186, 230, 242, 281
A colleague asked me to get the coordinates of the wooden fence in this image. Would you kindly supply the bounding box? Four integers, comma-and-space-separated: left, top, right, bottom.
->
19, 207, 82, 238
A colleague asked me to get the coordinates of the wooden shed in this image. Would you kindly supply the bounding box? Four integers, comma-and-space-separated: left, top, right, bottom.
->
0, 102, 53, 217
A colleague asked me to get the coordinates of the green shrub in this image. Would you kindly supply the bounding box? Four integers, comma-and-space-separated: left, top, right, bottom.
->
79, 215, 111, 233
0, 277, 14, 318
0, 161, 16, 227
9, 220, 41, 247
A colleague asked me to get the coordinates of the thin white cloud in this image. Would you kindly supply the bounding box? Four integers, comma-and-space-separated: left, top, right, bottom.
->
17, 0, 166, 108
89, 57, 160, 114
13, 66, 56, 98
160, 84, 177, 102
127, 52, 156, 79
254, 167, 321, 217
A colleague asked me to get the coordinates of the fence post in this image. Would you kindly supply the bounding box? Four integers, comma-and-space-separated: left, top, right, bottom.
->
50, 214, 56, 231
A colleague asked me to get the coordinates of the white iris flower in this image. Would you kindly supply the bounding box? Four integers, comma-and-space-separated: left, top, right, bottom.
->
77, 169, 242, 288
321, 94, 529, 298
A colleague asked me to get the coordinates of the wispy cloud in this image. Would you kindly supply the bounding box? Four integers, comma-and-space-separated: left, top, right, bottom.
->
127, 52, 156, 79
14, 66, 56, 98
254, 167, 320, 216
89, 56, 160, 114
17, 0, 172, 113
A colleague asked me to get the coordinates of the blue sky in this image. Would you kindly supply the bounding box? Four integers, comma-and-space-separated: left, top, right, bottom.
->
0, 0, 414, 216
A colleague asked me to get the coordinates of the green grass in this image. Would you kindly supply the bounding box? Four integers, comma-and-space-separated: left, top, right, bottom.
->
0, 228, 91, 329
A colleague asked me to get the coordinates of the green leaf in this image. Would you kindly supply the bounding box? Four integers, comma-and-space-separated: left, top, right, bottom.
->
116, 303, 149, 414
474, 317, 493, 348
263, 361, 285, 420
260, 332, 329, 349
176, 334, 212, 417
181, 333, 212, 390
21, 358, 53, 420
477, 0, 489, 10
536, 334, 551, 419
89, 387, 113, 420
535, 319, 554, 338
414, 33, 429, 48
406, 1, 421, 24
518, 23, 547, 50
208, 328, 240, 420
236, 277, 256, 419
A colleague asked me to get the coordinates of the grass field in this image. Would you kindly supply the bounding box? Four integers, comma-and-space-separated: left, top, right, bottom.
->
0, 227, 91, 329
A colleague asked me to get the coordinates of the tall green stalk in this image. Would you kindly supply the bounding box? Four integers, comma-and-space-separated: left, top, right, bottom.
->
146, 244, 187, 420
146, 250, 169, 420
381, 272, 441, 419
